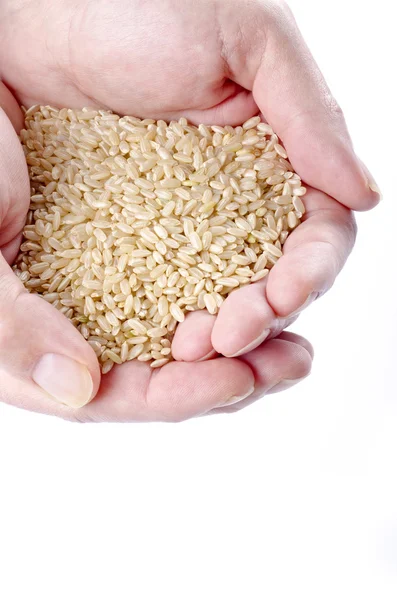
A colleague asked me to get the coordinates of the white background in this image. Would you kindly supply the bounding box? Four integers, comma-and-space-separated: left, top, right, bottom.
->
1, 1, 396, 598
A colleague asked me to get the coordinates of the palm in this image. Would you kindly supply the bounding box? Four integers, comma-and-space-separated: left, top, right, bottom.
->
0, 0, 364, 420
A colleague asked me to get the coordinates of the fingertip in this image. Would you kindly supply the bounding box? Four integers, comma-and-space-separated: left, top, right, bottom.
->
1, 232, 24, 265
21, 292, 101, 387
288, 137, 380, 212
171, 310, 216, 362
265, 244, 330, 318
338, 152, 381, 211
0, 82, 25, 132
277, 331, 315, 360
240, 335, 313, 395
211, 280, 275, 357
356, 158, 382, 210
32, 353, 96, 409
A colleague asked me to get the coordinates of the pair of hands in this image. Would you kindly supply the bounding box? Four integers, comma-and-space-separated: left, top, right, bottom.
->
0, 0, 379, 422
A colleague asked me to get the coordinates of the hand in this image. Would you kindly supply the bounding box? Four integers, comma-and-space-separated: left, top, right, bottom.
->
0, 0, 378, 421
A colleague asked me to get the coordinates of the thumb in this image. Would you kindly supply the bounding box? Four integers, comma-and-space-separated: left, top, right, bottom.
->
0, 260, 100, 413
0, 91, 100, 414
221, 2, 380, 210
253, 4, 380, 210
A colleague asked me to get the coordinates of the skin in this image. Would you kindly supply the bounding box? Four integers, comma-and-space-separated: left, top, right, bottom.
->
0, 0, 379, 422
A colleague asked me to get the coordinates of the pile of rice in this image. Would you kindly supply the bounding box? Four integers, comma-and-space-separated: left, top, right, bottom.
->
13, 106, 306, 373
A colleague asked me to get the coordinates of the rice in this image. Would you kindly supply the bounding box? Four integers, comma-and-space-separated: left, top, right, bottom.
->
13, 106, 306, 372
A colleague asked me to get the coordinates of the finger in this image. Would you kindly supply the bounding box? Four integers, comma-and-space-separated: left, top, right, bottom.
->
211, 187, 355, 357
172, 310, 217, 362
266, 187, 356, 316
1, 231, 24, 265
211, 275, 275, 358
73, 357, 255, 423
220, 2, 380, 209
277, 331, 314, 360
209, 331, 313, 414
211, 276, 297, 358
0, 259, 101, 412
239, 331, 313, 400
0, 104, 30, 259
0, 95, 101, 413
255, 4, 381, 209
0, 82, 25, 131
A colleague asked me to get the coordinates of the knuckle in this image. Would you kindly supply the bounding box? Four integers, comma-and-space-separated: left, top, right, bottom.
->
323, 91, 345, 122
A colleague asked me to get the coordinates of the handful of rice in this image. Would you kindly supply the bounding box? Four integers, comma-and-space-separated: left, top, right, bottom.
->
13, 106, 306, 373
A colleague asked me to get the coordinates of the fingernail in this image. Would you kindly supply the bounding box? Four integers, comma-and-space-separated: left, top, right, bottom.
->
360, 160, 382, 201
268, 375, 309, 394
368, 180, 382, 197
197, 349, 218, 362
290, 292, 318, 318
229, 329, 270, 358
219, 385, 255, 407
32, 353, 94, 409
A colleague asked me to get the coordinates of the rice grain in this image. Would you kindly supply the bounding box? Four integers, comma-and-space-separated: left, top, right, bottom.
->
14, 106, 306, 372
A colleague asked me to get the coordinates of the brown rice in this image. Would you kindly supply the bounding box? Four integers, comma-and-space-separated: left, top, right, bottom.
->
13, 106, 306, 372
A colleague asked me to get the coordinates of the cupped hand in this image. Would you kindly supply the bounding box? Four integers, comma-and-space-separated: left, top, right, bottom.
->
0, 93, 313, 421
0, 0, 378, 420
